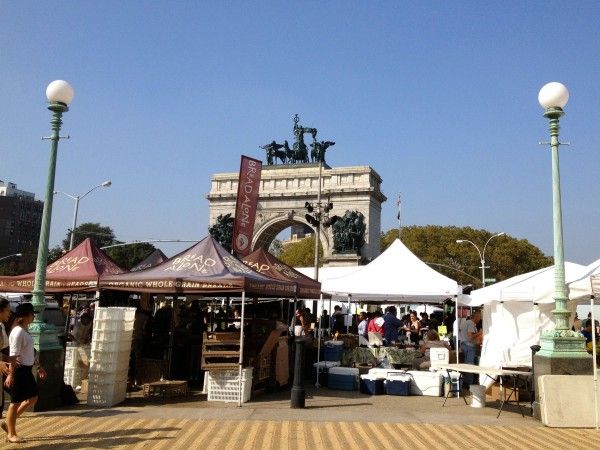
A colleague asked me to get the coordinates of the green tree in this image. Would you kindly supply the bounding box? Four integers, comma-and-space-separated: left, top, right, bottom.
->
105, 243, 156, 270
47, 246, 66, 264
60, 222, 156, 269
63, 222, 117, 250
278, 236, 323, 268
380, 226, 552, 287
269, 239, 283, 257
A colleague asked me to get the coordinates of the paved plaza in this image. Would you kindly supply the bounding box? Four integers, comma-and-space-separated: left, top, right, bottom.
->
3, 387, 597, 448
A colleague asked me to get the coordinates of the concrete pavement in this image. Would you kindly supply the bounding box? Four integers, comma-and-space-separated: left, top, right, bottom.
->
3, 386, 598, 448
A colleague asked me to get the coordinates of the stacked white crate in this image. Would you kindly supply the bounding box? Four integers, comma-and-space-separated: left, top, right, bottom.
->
87, 307, 135, 407
64, 344, 91, 387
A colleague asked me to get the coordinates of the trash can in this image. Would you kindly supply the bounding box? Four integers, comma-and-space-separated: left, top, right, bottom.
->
470, 384, 486, 408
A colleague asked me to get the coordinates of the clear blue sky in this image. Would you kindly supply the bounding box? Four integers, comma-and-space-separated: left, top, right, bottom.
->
1, 1, 599, 264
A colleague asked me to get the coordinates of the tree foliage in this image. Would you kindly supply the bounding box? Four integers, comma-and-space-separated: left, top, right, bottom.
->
61, 222, 156, 269
105, 243, 156, 270
63, 222, 116, 250
269, 239, 283, 257
208, 214, 234, 253
278, 236, 323, 268
381, 226, 552, 287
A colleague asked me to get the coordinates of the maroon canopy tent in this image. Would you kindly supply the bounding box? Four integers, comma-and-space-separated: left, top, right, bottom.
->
0, 238, 126, 293
99, 236, 295, 297
130, 249, 168, 272
242, 247, 322, 299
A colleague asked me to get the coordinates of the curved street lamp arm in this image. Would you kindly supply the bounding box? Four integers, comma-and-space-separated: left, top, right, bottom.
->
54, 190, 78, 201
482, 232, 505, 261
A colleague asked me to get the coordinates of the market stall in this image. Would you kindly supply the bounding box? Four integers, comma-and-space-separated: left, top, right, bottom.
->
100, 236, 296, 406
0, 238, 126, 293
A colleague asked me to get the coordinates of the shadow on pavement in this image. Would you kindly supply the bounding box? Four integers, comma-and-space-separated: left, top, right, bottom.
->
19, 427, 179, 449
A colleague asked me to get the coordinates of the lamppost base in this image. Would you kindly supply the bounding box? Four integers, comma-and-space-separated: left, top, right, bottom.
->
29, 322, 64, 411
532, 331, 592, 420
290, 337, 306, 409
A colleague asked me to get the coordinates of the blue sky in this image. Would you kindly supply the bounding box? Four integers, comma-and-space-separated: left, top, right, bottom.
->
1, 1, 599, 264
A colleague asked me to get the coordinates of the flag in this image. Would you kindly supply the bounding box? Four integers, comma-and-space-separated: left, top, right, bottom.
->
396, 194, 401, 220
232, 156, 263, 257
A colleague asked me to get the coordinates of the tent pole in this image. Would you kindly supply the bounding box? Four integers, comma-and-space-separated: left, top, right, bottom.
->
315, 293, 323, 388
590, 291, 598, 430
454, 295, 460, 399
346, 294, 351, 334
238, 291, 246, 407
455, 295, 459, 364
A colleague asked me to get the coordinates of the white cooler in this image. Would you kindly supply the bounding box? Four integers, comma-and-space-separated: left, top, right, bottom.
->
368, 368, 404, 378
406, 370, 443, 396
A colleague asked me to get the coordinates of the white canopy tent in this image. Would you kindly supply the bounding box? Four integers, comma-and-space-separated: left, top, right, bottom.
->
464, 262, 588, 368
321, 239, 460, 302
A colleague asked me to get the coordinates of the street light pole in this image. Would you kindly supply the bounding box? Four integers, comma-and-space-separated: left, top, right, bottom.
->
0, 253, 22, 263
535, 81, 588, 357
55, 180, 111, 250
532, 82, 589, 418
29, 80, 74, 410
456, 232, 504, 287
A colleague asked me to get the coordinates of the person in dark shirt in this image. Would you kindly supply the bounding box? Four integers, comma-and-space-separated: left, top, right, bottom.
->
582, 321, 594, 343
382, 306, 403, 346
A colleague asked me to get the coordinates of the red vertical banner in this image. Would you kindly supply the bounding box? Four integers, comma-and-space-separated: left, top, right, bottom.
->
232, 155, 263, 257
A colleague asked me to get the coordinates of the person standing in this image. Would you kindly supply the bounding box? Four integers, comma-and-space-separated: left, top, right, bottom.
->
0, 298, 12, 431
3, 303, 47, 443
382, 306, 403, 346
457, 311, 482, 388
357, 311, 369, 339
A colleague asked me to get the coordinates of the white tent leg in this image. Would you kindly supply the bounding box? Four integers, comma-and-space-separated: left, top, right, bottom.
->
238, 291, 246, 407
315, 293, 323, 388
590, 291, 598, 430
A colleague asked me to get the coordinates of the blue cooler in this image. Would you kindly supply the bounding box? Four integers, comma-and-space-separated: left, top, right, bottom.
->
313, 361, 340, 386
384, 373, 412, 396
323, 341, 344, 362
360, 374, 385, 395
328, 367, 359, 391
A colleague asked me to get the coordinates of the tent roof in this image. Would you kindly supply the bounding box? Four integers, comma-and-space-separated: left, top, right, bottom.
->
0, 238, 126, 293
567, 258, 600, 299
320, 239, 459, 302
464, 261, 587, 306
130, 249, 169, 272
100, 236, 295, 296
242, 248, 322, 299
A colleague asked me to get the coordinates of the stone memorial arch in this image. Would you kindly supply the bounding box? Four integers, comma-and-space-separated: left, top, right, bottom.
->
206, 164, 386, 265
207, 115, 386, 266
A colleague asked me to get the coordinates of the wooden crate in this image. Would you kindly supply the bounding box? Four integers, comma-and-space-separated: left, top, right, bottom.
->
202, 332, 240, 370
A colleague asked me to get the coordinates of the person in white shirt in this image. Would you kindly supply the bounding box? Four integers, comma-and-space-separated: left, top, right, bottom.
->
3, 303, 47, 444
0, 298, 12, 429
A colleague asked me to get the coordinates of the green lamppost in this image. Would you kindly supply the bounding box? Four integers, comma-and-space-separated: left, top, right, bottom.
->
29, 80, 74, 410
533, 82, 590, 418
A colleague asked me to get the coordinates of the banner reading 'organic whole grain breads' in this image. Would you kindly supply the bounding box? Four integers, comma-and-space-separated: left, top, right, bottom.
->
232, 155, 262, 257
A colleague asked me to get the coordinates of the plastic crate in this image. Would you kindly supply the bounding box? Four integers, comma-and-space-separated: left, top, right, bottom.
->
91, 339, 131, 353
91, 328, 133, 343
65, 346, 79, 368
64, 366, 88, 387
207, 368, 253, 403
90, 350, 130, 373
94, 319, 134, 332
87, 380, 128, 407
88, 367, 129, 385
94, 307, 136, 322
